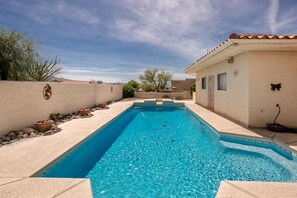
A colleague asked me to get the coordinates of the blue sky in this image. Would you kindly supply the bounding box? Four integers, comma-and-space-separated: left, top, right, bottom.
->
1, 0, 297, 83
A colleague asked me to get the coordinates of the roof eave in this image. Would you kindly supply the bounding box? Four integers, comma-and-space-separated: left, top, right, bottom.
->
184, 40, 235, 74
184, 39, 297, 74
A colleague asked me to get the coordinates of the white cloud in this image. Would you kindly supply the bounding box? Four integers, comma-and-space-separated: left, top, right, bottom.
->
107, 0, 216, 59
60, 65, 195, 83
56, 2, 100, 26
267, 0, 279, 33
60, 65, 143, 83
266, 0, 297, 34
4, 1, 100, 26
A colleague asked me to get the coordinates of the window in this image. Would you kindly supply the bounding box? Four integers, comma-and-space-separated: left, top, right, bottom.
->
217, 73, 227, 91
201, 77, 206, 89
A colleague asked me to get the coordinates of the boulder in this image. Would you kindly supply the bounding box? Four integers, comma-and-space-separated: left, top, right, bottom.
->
1, 136, 7, 141
8, 132, 17, 140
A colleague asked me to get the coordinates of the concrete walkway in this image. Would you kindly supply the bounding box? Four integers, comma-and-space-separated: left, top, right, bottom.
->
185, 101, 263, 138
0, 178, 92, 198
0, 99, 297, 197
217, 181, 297, 198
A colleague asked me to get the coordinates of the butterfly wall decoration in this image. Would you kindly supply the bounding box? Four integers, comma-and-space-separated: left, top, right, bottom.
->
271, 83, 281, 91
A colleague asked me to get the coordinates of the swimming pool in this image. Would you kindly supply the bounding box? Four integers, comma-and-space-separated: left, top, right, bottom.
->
40, 105, 297, 197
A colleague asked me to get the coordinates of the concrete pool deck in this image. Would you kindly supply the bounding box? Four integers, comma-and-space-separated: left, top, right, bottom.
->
0, 99, 297, 197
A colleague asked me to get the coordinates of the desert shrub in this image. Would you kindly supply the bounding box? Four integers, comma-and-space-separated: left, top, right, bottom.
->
190, 83, 196, 96
123, 80, 139, 98
175, 96, 183, 100
140, 83, 157, 92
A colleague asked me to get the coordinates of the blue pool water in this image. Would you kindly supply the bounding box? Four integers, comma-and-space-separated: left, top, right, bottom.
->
41, 106, 297, 197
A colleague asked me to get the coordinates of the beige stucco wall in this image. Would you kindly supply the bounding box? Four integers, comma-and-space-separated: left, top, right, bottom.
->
195, 52, 249, 125
0, 81, 123, 135
172, 79, 195, 92
134, 91, 192, 99
248, 51, 297, 128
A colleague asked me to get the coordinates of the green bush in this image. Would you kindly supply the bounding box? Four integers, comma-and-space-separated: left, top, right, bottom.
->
141, 83, 157, 92
123, 80, 139, 98
190, 83, 196, 96
175, 96, 183, 100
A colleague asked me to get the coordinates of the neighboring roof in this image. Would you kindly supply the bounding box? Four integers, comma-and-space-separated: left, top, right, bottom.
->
171, 78, 195, 82
185, 33, 297, 73
52, 78, 92, 84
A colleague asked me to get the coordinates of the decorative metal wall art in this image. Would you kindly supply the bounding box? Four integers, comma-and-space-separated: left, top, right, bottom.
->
233, 70, 238, 77
271, 83, 281, 91
43, 84, 52, 100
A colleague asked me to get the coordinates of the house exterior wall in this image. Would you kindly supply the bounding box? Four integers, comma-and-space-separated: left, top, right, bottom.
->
0, 82, 123, 136
248, 51, 297, 128
172, 79, 195, 92
195, 52, 249, 125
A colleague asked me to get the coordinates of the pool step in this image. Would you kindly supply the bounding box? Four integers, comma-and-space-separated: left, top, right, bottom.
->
133, 99, 184, 107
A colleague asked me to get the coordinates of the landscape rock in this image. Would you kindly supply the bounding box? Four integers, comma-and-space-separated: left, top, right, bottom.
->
0, 104, 103, 147
23, 127, 35, 135
44, 131, 53, 136
51, 124, 58, 130
53, 128, 62, 133
30, 133, 37, 138
8, 132, 17, 140
9, 139, 17, 144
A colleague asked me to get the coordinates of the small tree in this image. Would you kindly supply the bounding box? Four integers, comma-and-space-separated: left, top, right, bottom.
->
25, 56, 61, 81
140, 83, 157, 92
0, 27, 61, 81
139, 68, 172, 92
123, 80, 139, 98
0, 27, 37, 80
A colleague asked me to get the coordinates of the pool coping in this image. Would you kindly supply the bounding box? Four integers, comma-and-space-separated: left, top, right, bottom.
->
0, 177, 93, 198
216, 181, 297, 198
185, 102, 297, 155
0, 99, 297, 197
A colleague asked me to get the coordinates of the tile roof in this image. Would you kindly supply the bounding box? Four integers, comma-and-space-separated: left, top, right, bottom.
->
186, 33, 297, 71
229, 33, 297, 39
